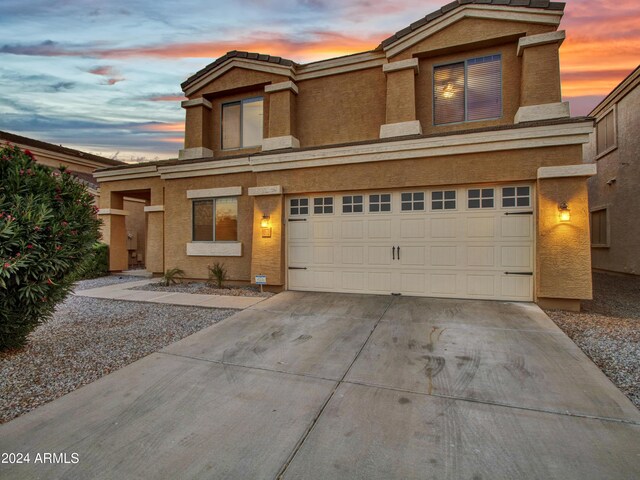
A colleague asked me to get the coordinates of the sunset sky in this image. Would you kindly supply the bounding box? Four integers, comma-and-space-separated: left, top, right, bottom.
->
1, 0, 638, 161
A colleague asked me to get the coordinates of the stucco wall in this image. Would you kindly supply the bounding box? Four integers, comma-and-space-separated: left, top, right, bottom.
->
586, 83, 640, 275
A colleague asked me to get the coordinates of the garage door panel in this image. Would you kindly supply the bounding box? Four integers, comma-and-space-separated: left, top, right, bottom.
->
501, 216, 532, 238
341, 246, 364, 265
289, 245, 311, 265
343, 271, 366, 290
467, 274, 496, 296
501, 275, 532, 299
467, 216, 496, 238
368, 246, 392, 265
312, 221, 334, 240
399, 246, 425, 266
288, 221, 309, 240
313, 246, 334, 265
430, 273, 458, 295
466, 245, 496, 267
501, 245, 532, 269
430, 246, 457, 266
340, 220, 364, 240
399, 218, 426, 239
367, 219, 392, 239
289, 269, 313, 289
430, 217, 457, 239
313, 270, 335, 289
368, 272, 392, 293
400, 273, 426, 294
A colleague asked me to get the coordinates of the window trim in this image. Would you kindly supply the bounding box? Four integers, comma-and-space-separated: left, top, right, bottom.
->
400, 191, 426, 213
289, 197, 309, 217
501, 185, 531, 209
221, 96, 264, 151
594, 104, 617, 161
467, 188, 496, 210
590, 206, 610, 248
312, 196, 334, 215
342, 194, 364, 214
191, 196, 239, 243
430, 189, 457, 211
432, 54, 503, 126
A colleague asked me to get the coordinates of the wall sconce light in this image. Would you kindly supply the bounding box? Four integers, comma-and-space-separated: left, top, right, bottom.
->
558, 202, 571, 222
261, 214, 272, 238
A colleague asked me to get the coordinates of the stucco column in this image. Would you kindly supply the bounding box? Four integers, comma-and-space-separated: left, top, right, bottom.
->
515, 31, 570, 123
144, 186, 165, 274
179, 98, 213, 160
249, 186, 284, 287
98, 192, 129, 272
535, 164, 597, 311
380, 58, 421, 138
262, 82, 300, 151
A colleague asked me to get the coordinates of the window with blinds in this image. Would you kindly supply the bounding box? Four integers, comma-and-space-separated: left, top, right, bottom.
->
434, 55, 502, 125
596, 109, 616, 155
591, 209, 609, 247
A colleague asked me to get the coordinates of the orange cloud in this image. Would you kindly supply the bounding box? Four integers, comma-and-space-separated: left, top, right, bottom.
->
138, 122, 185, 132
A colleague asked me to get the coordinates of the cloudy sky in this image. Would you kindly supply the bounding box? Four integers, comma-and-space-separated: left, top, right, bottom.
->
1, 0, 638, 162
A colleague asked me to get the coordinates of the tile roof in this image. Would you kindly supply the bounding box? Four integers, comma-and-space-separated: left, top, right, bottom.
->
181, 50, 298, 91
0, 130, 124, 167
181, 1, 564, 92
380, 0, 566, 49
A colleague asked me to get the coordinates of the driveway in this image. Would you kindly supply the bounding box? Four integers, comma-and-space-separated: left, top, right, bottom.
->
1, 292, 639, 479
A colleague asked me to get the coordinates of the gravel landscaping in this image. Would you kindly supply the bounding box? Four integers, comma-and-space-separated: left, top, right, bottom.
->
129, 281, 274, 298
545, 272, 640, 409
73, 275, 145, 291
0, 277, 236, 424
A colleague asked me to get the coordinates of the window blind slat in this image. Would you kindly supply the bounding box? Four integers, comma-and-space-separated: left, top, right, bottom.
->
466, 56, 501, 121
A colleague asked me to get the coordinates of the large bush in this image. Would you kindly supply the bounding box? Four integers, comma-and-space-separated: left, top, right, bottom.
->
0, 144, 101, 350
73, 242, 109, 280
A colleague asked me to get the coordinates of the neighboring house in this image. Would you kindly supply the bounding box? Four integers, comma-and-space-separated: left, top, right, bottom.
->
96, 0, 596, 311
0, 130, 148, 269
584, 66, 640, 276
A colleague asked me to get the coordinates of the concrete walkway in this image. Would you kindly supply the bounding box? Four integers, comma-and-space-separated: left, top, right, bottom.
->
1, 293, 639, 479
74, 279, 266, 309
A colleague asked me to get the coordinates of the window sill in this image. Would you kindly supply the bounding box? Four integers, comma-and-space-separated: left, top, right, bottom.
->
595, 145, 617, 161
186, 242, 242, 257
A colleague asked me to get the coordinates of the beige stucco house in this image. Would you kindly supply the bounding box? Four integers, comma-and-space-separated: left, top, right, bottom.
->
96, 0, 596, 311
0, 130, 148, 269
584, 65, 640, 276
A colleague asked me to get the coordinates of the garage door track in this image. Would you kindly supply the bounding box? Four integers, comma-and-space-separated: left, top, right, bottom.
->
1, 292, 639, 479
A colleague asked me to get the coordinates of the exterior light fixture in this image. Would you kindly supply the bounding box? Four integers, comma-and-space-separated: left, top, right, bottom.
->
558, 202, 571, 222
443, 83, 455, 99
261, 214, 272, 238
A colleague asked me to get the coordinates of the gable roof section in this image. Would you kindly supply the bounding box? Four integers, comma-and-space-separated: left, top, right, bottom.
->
381, 0, 565, 49
0, 130, 123, 167
590, 65, 640, 117
181, 1, 565, 94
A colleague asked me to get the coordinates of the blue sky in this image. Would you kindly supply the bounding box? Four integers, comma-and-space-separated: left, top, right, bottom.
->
1, 0, 638, 162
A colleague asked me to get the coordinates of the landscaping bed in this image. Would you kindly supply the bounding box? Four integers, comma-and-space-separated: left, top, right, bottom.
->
129, 281, 274, 298
545, 272, 640, 409
0, 277, 235, 424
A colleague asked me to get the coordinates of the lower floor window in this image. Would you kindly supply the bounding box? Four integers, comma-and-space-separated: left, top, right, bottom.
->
591, 208, 608, 246
193, 197, 238, 241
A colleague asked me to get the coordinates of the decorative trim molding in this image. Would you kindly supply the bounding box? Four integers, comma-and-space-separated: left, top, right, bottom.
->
517, 30, 565, 56
181, 98, 212, 109
178, 147, 213, 160
384, 5, 563, 58
382, 58, 419, 75
380, 120, 423, 139
187, 186, 242, 199
186, 242, 242, 257
97, 209, 129, 216
143, 205, 165, 212
159, 157, 251, 179
265, 81, 299, 95
514, 102, 570, 123
248, 185, 283, 196
262, 135, 300, 151
93, 164, 158, 179
537, 164, 597, 179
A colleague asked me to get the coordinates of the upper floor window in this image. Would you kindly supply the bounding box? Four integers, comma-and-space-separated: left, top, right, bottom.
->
433, 55, 502, 125
222, 97, 263, 150
193, 197, 238, 242
596, 108, 616, 157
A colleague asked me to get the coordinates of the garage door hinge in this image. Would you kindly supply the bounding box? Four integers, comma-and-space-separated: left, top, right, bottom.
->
288, 218, 307, 222
288, 267, 307, 270
504, 211, 533, 215
504, 272, 533, 275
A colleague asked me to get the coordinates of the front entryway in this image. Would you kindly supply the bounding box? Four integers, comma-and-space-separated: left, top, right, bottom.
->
286, 185, 534, 301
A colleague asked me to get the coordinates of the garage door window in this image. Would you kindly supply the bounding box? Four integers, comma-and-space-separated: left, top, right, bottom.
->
313, 197, 333, 214
401, 192, 425, 211
369, 194, 391, 213
431, 190, 456, 210
342, 195, 364, 214
502, 186, 530, 208
468, 188, 494, 209
290, 198, 309, 216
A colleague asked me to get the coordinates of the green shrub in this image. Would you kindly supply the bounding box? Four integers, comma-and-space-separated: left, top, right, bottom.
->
0, 144, 101, 350
162, 267, 185, 286
207, 262, 227, 289
72, 243, 109, 280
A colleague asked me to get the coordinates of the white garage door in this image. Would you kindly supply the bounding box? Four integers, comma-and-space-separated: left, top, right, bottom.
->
286, 185, 534, 301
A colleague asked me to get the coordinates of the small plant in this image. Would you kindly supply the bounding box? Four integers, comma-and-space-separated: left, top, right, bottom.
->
208, 262, 228, 289
162, 267, 184, 286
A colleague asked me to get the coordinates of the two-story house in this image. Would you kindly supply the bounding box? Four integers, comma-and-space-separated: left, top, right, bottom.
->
95, 0, 595, 311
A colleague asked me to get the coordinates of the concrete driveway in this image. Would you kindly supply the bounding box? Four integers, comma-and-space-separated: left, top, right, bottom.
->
1, 292, 639, 479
